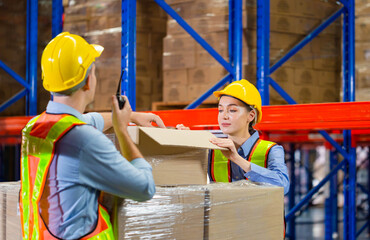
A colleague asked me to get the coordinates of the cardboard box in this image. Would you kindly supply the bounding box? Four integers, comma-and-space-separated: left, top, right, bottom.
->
294, 68, 317, 86
188, 66, 227, 85
0, 182, 22, 240
163, 35, 196, 53
188, 83, 219, 102
355, 42, 370, 64
356, 16, 370, 42
246, 30, 304, 50
115, 182, 284, 239
356, 0, 370, 16
356, 65, 370, 89
356, 88, 370, 101
163, 85, 189, 102
163, 69, 188, 85
247, 10, 339, 35
163, 69, 188, 102
163, 51, 196, 70
127, 127, 224, 185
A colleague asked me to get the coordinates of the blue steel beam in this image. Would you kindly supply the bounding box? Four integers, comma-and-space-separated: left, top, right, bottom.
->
229, 0, 243, 81
26, 0, 38, 116
185, 74, 233, 109
270, 7, 344, 74
288, 144, 296, 239
319, 130, 350, 160
0, 60, 30, 89
0, 89, 28, 113
154, 0, 234, 74
256, 0, 270, 105
286, 159, 347, 222
326, 150, 339, 240
357, 183, 370, 196
52, 0, 63, 38
356, 221, 369, 238
269, 77, 296, 104
341, 0, 356, 238
121, 0, 136, 110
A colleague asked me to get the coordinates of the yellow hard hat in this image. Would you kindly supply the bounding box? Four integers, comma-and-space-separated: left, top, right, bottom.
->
41, 32, 104, 93
214, 79, 262, 123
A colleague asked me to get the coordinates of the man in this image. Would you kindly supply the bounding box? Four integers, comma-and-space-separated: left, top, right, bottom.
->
20, 32, 164, 239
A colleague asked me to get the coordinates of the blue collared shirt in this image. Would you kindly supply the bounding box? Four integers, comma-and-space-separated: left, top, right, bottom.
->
209, 131, 290, 195
38, 101, 155, 239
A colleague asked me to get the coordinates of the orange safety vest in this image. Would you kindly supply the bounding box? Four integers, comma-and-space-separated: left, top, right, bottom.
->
210, 138, 276, 182
20, 112, 115, 240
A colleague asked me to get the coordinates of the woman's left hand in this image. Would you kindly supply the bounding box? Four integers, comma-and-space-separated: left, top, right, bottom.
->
210, 137, 252, 172
209, 138, 239, 162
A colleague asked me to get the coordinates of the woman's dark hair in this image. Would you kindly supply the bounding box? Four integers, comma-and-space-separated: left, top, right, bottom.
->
244, 104, 256, 135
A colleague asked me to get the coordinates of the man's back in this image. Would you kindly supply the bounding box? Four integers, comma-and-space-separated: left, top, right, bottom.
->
36, 101, 156, 239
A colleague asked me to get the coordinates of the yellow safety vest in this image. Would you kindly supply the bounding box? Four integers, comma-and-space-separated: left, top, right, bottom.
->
210, 139, 276, 182
20, 112, 115, 240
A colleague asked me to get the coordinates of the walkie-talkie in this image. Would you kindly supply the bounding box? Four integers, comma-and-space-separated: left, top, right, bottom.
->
116, 69, 126, 109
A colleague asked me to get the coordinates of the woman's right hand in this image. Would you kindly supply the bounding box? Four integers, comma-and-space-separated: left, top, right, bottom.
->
176, 124, 190, 130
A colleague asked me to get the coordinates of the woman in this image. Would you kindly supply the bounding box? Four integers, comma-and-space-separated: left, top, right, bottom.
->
208, 79, 289, 195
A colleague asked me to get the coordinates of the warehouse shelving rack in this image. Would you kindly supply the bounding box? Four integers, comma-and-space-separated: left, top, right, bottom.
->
0, 0, 370, 239
0, 0, 63, 115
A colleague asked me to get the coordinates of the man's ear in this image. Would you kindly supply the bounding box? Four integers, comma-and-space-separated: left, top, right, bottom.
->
82, 75, 90, 91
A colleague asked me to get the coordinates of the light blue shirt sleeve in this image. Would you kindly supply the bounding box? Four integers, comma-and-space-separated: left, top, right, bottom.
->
78, 126, 156, 202
244, 145, 290, 195
81, 112, 104, 132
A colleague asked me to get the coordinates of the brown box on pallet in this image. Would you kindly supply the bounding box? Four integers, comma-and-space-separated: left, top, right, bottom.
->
163, 51, 196, 70
356, 66, 370, 90
137, 17, 167, 33
188, 66, 227, 85
0, 182, 22, 240
249, 46, 313, 68
116, 183, 284, 240
246, 30, 303, 50
137, 0, 167, 18
247, 10, 339, 35
355, 42, 370, 64
163, 69, 189, 102
356, 16, 370, 42
163, 35, 196, 53
187, 83, 219, 102
88, 15, 121, 31
170, 0, 229, 19
356, 0, 370, 16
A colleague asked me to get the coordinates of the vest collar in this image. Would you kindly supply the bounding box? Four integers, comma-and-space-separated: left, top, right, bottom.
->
238, 131, 260, 158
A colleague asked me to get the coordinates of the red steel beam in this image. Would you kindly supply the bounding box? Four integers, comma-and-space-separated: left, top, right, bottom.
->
1, 102, 370, 141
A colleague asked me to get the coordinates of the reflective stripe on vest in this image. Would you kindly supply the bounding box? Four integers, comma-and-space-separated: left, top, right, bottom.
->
211, 139, 276, 182
20, 112, 115, 240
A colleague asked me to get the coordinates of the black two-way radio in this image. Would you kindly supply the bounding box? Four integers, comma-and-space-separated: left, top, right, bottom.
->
116, 69, 126, 109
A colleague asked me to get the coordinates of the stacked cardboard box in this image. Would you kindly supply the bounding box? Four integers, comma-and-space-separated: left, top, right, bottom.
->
245, 0, 342, 104
162, 0, 342, 105
355, 0, 370, 101
64, 0, 167, 111
0, 182, 22, 240
162, 0, 248, 103
116, 183, 284, 239
0, 0, 52, 116
0, 181, 284, 240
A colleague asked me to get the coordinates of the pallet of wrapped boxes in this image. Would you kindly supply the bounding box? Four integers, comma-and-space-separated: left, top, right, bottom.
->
2, 127, 284, 239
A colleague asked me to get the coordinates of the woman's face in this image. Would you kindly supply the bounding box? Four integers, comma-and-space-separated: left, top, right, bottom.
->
218, 96, 255, 136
